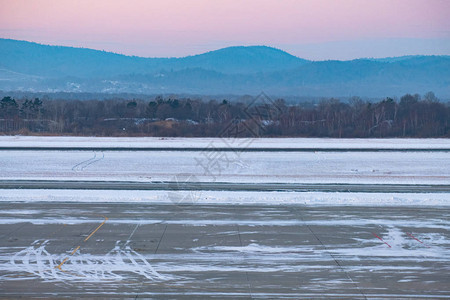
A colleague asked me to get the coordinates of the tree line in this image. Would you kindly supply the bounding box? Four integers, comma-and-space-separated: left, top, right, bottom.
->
0, 92, 448, 137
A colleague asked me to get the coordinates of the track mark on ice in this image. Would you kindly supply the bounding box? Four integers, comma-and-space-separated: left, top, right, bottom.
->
406, 232, 431, 248
372, 232, 392, 248
71, 152, 104, 171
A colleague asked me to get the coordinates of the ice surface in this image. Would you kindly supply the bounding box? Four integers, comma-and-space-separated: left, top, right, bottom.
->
0, 150, 449, 184
1, 189, 448, 206
1, 136, 449, 149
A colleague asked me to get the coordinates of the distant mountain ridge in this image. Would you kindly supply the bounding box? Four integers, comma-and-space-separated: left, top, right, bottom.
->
0, 38, 449, 97
0, 39, 307, 77
179, 46, 309, 74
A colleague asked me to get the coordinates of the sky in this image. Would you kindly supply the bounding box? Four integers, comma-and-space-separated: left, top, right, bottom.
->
0, 0, 449, 60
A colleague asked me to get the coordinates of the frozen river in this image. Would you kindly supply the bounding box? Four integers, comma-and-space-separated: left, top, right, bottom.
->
0, 150, 449, 184
0, 202, 449, 298
0, 137, 449, 298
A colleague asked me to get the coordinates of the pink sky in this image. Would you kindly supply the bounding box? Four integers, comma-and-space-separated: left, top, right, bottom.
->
0, 0, 449, 59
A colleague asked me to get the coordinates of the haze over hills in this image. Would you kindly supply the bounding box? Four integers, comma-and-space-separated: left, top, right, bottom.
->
0, 38, 449, 98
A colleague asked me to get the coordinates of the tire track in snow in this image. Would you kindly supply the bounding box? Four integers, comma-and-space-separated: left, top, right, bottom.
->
71, 152, 104, 172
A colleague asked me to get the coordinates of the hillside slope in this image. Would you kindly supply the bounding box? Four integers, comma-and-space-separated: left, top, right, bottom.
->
0, 39, 448, 97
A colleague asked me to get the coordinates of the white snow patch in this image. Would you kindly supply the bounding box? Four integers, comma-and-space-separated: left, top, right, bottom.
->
1, 189, 449, 207
2, 240, 172, 282
1, 136, 449, 149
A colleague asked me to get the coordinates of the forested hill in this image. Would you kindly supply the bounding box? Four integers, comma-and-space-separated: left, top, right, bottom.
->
0, 38, 449, 98
0, 39, 308, 77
